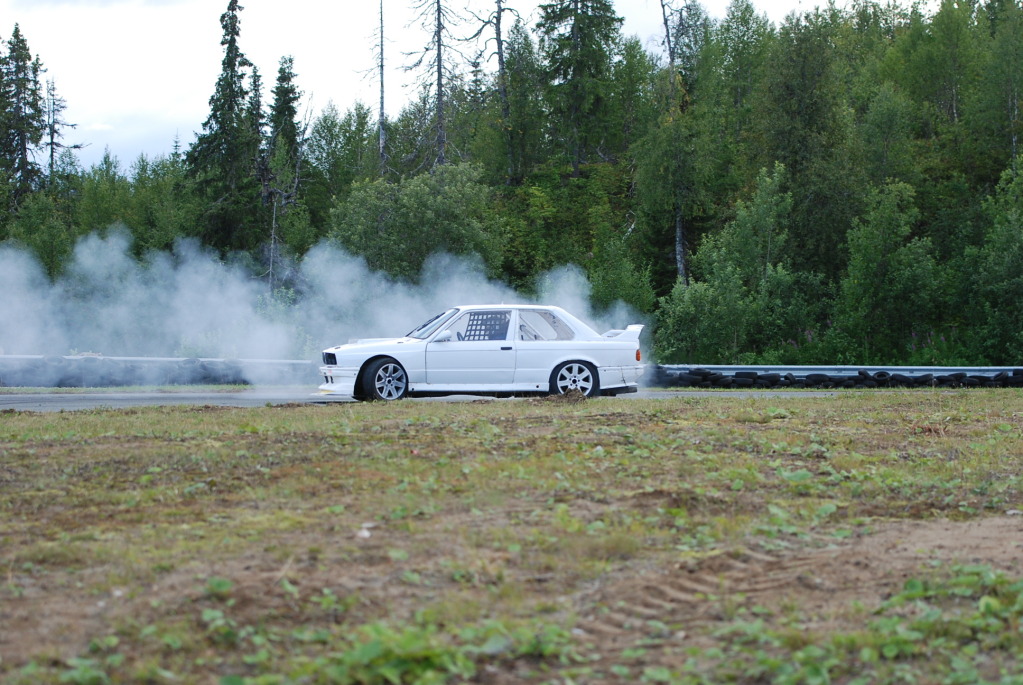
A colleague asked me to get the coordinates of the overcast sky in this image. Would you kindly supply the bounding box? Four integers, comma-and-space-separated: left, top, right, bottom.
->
3, 0, 811, 168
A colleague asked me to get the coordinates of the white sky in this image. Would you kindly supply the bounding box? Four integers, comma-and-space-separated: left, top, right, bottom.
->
3, 0, 812, 168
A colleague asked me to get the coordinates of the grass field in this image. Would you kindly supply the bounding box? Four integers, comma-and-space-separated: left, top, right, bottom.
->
2, 390, 1022, 684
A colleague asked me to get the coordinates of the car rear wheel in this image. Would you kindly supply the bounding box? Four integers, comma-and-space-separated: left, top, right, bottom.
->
550, 361, 599, 398
362, 358, 408, 401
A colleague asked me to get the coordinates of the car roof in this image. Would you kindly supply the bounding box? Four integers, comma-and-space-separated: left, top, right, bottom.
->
453, 304, 566, 311
450, 304, 599, 337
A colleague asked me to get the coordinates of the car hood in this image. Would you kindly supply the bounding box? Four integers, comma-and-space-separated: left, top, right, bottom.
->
326, 337, 419, 354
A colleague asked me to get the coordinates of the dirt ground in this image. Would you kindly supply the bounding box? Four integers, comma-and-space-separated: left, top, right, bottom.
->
571, 515, 1023, 647
4, 514, 1022, 679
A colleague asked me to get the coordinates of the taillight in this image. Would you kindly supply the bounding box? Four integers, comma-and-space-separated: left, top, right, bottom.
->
636, 349, 642, 362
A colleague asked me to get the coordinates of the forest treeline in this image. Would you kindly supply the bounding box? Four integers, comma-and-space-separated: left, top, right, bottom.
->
2, 0, 1022, 365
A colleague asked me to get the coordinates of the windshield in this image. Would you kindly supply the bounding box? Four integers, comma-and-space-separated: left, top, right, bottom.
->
406, 309, 458, 339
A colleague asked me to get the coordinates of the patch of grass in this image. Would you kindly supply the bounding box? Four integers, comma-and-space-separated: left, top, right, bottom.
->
1, 390, 1022, 682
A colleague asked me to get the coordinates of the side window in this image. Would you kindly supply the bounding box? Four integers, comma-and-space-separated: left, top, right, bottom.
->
518, 310, 575, 341
446, 310, 511, 341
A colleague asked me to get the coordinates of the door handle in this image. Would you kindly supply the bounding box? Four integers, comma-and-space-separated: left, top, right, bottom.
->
501, 346, 512, 351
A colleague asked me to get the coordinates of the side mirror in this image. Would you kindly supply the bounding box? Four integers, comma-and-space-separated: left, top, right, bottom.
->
434, 330, 453, 343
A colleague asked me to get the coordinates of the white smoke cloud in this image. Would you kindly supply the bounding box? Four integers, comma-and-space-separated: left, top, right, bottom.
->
0, 231, 645, 369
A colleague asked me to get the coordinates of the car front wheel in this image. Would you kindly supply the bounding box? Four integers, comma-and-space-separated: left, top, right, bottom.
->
550, 361, 599, 398
362, 358, 409, 401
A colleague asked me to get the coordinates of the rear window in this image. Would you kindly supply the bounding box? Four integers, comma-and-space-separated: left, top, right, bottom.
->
518, 310, 575, 341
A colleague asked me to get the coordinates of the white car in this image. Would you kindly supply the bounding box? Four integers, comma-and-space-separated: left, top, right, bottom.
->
318, 304, 644, 401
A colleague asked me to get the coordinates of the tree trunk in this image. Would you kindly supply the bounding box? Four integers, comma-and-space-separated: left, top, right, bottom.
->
378, 0, 388, 177
435, 0, 447, 166
674, 206, 688, 285
494, 0, 513, 183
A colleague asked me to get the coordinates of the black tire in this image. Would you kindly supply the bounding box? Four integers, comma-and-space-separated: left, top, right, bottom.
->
549, 361, 599, 397
361, 358, 409, 401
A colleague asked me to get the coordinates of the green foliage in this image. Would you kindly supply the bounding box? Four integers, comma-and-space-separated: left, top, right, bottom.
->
858, 82, 919, 186
185, 0, 264, 253
75, 152, 131, 235
831, 181, 937, 363
315, 623, 475, 684
758, 10, 863, 278
267, 55, 301, 165
500, 162, 640, 296
305, 102, 374, 230
0, 24, 46, 210
124, 151, 199, 255
970, 0, 1023, 181
631, 114, 704, 290
7, 0, 1023, 364
329, 163, 503, 281
4, 189, 74, 278
965, 167, 1023, 363
655, 164, 820, 363
605, 36, 659, 152
499, 20, 548, 185
587, 194, 656, 313
537, 0, 624, 175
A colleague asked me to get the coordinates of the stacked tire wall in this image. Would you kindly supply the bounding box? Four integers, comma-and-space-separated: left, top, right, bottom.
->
653, 366, 1023, 389
3, 355, 1022, 390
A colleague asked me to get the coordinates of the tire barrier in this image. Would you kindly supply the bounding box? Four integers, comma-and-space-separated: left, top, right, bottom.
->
3, 355, 1021, 390
653, 365, 1023, 389
0, 355, 315, 388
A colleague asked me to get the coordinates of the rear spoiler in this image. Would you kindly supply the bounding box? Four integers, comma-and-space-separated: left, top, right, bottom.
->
601, 324, 644, 341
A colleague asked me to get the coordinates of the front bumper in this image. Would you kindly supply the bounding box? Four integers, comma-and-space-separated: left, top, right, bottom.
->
317, 365, 358, 397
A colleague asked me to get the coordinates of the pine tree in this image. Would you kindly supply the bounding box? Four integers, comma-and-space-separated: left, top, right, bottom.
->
261, 56, 310, 282
504, 20, 546, 183
537, 0, 623, 176
186, 0, 262, 252
268, 56, 300, 161
1, 24, 47, 210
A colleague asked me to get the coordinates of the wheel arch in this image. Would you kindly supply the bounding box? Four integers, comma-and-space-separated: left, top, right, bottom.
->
355, 355, 402, 399
549, 359, 601, 397
547, 353, 603, 375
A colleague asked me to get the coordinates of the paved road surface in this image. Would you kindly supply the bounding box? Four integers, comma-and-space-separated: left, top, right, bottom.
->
0, 388, 838, 412
0, 389, 324, 412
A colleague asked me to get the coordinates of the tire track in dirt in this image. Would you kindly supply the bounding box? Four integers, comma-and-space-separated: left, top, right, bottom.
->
569, 516, 1023, 672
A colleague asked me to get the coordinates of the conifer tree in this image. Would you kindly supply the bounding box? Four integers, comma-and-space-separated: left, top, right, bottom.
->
537, 0, 623, 176
504, 20, 545, 183
186, 0, 262, 252
268, 56, 301, 170
1, 24, 46, 210
261, 56, 310, 282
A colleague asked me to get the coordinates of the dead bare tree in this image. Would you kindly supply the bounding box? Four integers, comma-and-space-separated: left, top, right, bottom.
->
377, 0, 389, 177
43, 79, 84, 185
405, 0, 470, 168
467, 0, 520, 182
258, 110, 312, 292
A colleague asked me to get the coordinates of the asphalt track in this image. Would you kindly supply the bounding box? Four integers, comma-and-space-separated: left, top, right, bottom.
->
0, 388, 839, 412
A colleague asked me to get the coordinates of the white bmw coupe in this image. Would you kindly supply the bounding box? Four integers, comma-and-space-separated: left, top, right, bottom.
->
318, 304, 645, 401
